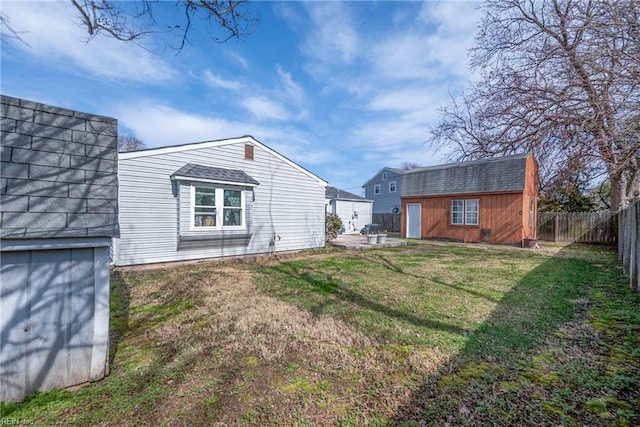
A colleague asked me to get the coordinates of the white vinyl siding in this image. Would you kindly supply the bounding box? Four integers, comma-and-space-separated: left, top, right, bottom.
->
116, 138, 326, 266
333, 200, 373, 234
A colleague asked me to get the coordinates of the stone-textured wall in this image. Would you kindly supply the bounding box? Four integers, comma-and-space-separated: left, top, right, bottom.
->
0, 95, 119, 239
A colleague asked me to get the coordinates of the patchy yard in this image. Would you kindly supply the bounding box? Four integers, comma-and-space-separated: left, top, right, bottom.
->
2, 241, 639, 425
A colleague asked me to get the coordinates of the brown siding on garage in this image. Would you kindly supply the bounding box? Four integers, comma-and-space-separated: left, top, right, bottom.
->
402, 192, 525, 244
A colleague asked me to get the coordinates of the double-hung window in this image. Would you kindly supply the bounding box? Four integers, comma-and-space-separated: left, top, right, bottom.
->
374, 184, 381, 195
192, 185, 244, 230
451, 199, 479, 226
223, 189, 242, 226
194, 187, 217, 227
389, 181, 397, 193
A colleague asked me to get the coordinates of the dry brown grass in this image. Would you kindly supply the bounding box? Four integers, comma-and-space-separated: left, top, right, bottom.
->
107, 262, 450, 425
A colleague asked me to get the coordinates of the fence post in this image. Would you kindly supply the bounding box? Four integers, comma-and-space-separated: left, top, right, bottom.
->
633, 202, 639, 292
553, 214, 559, 242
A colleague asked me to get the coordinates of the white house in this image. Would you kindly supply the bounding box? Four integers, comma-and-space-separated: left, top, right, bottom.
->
114, 136, 327, 266
325, 186, 373, 234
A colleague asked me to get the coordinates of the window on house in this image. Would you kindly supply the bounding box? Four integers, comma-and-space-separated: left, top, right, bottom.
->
223, 189, 242, 226
389, 181, 397, 193
382, 172, 387, 181
374, 184, 381, 195
192, 185, 244, 229
451, 199, 479, 226
194, 187, 217, 227
451, 200, 464, 225
465, 199, 479, 225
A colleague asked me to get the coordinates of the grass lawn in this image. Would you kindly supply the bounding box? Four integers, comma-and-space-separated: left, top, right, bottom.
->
2, 240, 639, 425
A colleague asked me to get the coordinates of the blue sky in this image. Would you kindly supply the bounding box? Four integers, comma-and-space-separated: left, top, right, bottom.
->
1, 1, 481, 194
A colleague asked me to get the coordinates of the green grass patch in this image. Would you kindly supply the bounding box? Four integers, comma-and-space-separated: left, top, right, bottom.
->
2, 241, 638, 426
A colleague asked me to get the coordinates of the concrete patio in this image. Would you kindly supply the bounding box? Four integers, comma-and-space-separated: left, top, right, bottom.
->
328, 234, 407, 250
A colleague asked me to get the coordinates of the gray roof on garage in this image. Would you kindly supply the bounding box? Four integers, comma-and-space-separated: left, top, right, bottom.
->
402, 154, 530, 197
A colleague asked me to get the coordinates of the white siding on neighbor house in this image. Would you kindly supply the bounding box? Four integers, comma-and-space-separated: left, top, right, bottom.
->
334, 200, 372, 234
115, 138, 326, 266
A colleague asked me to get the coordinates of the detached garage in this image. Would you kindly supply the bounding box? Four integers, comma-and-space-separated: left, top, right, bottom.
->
401, 154, 539, 246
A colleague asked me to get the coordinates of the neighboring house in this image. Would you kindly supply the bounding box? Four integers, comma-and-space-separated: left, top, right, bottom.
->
114, 136, 327, 266
325, 186, 373, 234
362, 167, 407, 213
0, 95, 118, 402
401, 154, 539, 245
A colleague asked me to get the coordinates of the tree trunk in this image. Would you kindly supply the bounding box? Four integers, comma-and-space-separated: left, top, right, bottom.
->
611, 172, 627, 211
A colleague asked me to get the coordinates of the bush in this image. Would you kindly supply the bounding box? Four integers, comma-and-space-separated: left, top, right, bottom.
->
325, 213, 343, 240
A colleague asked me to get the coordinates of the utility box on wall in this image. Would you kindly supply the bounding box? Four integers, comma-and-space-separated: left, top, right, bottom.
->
0, 95, 119, 402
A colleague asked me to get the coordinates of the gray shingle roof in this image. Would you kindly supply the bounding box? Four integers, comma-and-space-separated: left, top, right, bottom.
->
325, 186, 370, 201
402, 154, 530, 197
171, 163, 260, 186
362, 167, 408, 187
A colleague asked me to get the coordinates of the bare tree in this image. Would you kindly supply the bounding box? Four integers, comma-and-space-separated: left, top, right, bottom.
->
0, 13, 30, 46
433, 0, 640, 210
118, 134, 146, 152
2, 1, 258, 52
400, 161, 422, 170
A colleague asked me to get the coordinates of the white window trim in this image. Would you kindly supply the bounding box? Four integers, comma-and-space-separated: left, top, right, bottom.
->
382, 172, 387, 181
451, 199, 479, 226
190, 183, 246, 231
374, 184, 381, 195
389, 181, 397, 193
465, 199, 479, 226
451, 200, 464, 225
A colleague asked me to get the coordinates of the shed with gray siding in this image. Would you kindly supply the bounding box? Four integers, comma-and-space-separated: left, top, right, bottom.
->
115, 136, 327, 266
1, 95, 118, 402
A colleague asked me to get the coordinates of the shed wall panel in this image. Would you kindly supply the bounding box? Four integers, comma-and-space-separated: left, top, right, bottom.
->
334, 200, 372, 234
0, 244, 109, 402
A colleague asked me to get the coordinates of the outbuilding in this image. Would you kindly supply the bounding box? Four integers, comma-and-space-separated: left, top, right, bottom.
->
325, 186, 373, 234
401, 154, 539, 246
114, 136, 327, 266
1, 95, 118, 402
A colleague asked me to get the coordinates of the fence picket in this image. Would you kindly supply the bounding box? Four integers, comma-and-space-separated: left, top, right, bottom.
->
537, 211, 617, 244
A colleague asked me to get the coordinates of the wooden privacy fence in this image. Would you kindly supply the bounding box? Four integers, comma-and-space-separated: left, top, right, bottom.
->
372, 213, 402, 233
537, 211, 617, 245
618, 200, 640, 293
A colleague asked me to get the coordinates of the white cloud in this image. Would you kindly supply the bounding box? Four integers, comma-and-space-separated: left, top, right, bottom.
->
276, 65, 305, 105
203, 70, 243, 90
115, 102, 332, 166
241, 96, 290, 121
300, 1, 358, 64
2, 1, 176, 83
117, 104, 247, 147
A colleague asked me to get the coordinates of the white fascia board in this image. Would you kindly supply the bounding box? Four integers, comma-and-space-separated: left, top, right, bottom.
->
171, 175, 258, 187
